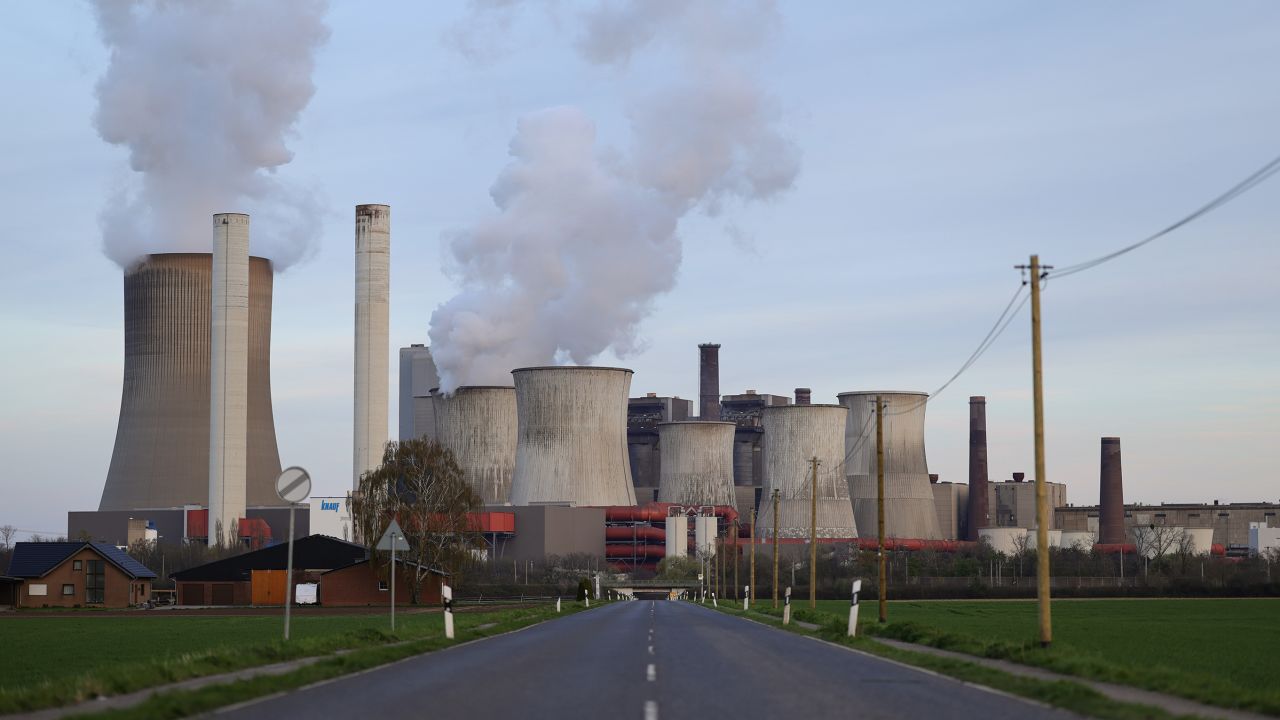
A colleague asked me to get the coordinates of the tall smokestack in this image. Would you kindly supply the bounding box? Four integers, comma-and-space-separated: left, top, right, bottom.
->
698, 343, 720, 421
965, 396, 989, 540
794, 388, 811, 405
209, 213, 249, 546
1099, 437, 1125, 544
354, 205, 390, 489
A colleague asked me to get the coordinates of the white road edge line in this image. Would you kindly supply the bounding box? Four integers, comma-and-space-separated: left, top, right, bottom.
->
644, 700, 658, 720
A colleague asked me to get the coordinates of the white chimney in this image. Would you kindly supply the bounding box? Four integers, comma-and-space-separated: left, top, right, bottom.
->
354, 204, 390, 489
209, 213, 250, 546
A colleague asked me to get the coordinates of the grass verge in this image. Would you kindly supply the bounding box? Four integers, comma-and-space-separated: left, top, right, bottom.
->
67, 604, 589, 720
0, 604, 580, 716
706, 600, 1199, 720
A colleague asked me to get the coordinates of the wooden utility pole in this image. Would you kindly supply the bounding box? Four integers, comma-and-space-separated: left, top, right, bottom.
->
772, 488, 781, 608
733, 519, 740, 601
749, 508, 757, 603
876, 395, 887, 623
809, 456, 819, 609
1018, 254, 1054, 648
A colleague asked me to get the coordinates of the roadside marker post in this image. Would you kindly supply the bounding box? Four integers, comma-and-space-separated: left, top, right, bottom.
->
556, 596, 561, 613
783, 586, 792, 625
743, 585, 749, 611
274, 467, 311, 642
712, 592, 717, 608
848, 579, 862, 637
442, 584, 455, 639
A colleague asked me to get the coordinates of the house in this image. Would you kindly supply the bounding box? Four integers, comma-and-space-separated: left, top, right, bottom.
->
171, 535, 446, 606
6, 542, 157, 608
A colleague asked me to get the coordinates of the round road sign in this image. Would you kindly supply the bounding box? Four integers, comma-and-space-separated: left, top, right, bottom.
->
276, 466, 312, 504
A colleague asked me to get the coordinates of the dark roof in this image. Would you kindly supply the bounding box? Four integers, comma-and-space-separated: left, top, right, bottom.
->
321, 557, 448, 577
6, 542, 157, 580
172, 535, 369, 582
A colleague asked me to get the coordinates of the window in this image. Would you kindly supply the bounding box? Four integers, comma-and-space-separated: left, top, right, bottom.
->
63, 584, 75, 596
378, 580, 388, 591
29, 584, 47, 597
86, 560, 105, 604
73, 560, 82, 571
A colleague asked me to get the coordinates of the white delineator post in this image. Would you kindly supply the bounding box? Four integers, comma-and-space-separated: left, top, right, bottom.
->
849, 579, 862, 637
443, 584, 455, 639
209, 213, 250, 547
556, 596, 561, 613
783, 586, 792, 625
353, 204, 390, 490
743, 585, 749, 611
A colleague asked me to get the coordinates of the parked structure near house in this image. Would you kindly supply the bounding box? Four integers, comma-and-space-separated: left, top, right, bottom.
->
321, 557, 445, 606
5, 542, 156, 608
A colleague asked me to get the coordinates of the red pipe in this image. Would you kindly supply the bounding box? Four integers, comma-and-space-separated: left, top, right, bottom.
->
606, 526, 666, 542
605, 544, 666, 559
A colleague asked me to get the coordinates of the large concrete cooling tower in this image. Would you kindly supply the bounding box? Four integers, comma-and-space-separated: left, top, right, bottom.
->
209, 213, 250, 544
431, 386, 517, 505
99, 253, 282, 512
353, 204, 390, 489
510, 366, 637, 507
657, 421, 736, 507
839, 391, 942, 540
756, 405, 857, 538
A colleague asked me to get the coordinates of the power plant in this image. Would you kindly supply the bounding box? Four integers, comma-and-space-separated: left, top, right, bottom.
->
656, 421, 736, 507
839, 391, 943, 540
966, 395, 991, 540
509, 366, 638, 507
429, 386, 518, 505
353, 204, 390, 488
98, 250, 283, 515
208, 213, 251, 545
755, 404, 857, 539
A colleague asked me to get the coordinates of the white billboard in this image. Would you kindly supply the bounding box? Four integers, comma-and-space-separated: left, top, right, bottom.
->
309, 496, 353, 542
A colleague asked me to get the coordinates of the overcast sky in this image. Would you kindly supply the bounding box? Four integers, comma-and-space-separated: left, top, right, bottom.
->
2, 2, 1277, 539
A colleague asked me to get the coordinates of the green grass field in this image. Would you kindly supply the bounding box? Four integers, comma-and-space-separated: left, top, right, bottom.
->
807, 597, 1280, 715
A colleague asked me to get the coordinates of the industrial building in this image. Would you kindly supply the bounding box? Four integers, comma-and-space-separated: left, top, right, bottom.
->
721, 390, 792, 520
627, 393, 693, 503
988, 473, 1068, 529
1056, 502, 1278, 550
398, 344, 439, 441
932, 478, 969, 541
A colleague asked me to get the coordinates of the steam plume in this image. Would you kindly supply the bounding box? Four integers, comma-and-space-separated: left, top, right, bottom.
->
430, 0, 799, 391
92, 0, 329, 269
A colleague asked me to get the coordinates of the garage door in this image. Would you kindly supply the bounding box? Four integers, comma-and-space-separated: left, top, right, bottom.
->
181, 583, 205, 606
211, 583, 235, 605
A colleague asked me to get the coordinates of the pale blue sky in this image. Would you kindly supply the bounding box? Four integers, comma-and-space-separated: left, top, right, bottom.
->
1, 2, 1277, 538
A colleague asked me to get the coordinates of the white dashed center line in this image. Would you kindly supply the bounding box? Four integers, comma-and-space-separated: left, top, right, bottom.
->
646, 663, 656, 682
644, 700, 658, 720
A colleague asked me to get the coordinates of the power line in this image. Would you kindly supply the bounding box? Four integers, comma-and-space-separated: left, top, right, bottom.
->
1050, 152, 1280, 280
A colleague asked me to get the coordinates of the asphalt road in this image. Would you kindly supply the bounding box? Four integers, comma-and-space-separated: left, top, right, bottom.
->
221, 601, 1077, 720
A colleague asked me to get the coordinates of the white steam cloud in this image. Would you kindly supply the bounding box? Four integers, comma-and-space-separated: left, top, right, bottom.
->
92, 0, 329, 269
430, 0, 799, 391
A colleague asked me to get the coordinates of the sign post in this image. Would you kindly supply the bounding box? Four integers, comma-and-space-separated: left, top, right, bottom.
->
376, 519, 410, 632
849, 579, 862, 637
274, 467, 311, 641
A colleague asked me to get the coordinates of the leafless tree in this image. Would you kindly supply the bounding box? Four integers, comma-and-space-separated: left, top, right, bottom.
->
1010, 531, 1032, 577
1132, 524, 1184, 564
0, 525, 16, 550
351, 438, 483, 604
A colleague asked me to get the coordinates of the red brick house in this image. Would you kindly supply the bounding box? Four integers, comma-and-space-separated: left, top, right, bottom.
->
6, 542, 157, 608
320, 557, 445, 607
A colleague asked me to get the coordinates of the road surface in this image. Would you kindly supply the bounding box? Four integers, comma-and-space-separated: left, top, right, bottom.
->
221, 600, 1076, 719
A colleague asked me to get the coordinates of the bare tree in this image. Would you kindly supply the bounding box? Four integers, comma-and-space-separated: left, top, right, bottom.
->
1132, 524, 1183, 564
0, 525, 15, 550
351, 439, 483, 604
1010, 531, 1032, 577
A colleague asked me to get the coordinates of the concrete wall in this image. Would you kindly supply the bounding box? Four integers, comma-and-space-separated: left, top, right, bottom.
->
507, 506, 606, 562
839, 391, 942, 540
756, 405, 857, 538
657, 422, 736, 507
354, 204, 390, 489
99, 254, 282, 512
510, 367, 636, 507
432, 386, 517, 505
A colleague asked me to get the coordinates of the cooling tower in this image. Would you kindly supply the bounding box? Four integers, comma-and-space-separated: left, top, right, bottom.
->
353, 204, 390, 489
966, 396, 990, 540
431, 386, 517, 505
656, 422, 736, 507
1098, 437, 1125, 544
208, 213, 250, 544
699, 343, 721, 421
510, 366, 637, 507
839, 391, 943, 540
99, 253, 282, 512
756, 405, 857, 538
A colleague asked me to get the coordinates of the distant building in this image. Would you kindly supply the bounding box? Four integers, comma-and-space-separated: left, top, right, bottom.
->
1250, 520, 1280, 557
398, 344, 439, 441
627, 394, 693, 503
6, 542, 156, 608
309, 496, 354, 542
988, 473, 1067, 529
720, 390, 791, 520
932, 478, 969, 540
1057, 502, 1279, 548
